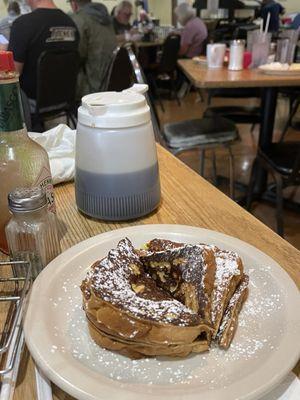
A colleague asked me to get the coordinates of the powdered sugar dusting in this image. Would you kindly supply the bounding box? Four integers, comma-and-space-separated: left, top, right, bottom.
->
211, 249, 242, 328
88, 238, 199, 325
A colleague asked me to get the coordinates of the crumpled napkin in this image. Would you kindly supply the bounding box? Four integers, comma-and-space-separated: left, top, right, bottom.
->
259, 373, 300, 400
28, 124, 76, 185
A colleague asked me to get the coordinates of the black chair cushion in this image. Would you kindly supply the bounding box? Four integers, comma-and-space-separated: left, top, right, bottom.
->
208, 88, 261, 98
260, 142, 300, 176
204, 106, 261, 124
163, 117, 239, 149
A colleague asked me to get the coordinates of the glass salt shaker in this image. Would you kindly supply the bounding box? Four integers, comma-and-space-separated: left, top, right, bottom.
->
228, 40, 245, 71
5, 187, 61, 278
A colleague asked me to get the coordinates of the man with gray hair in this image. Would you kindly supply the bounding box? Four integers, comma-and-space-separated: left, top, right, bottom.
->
175, 1, 207, 58
113, 1, 133, 36
69, 0, 117, 98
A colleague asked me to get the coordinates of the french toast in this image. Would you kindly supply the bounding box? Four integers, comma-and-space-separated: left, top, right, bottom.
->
139, 241, 216, 325
217, 274, 249, 349
81, 238, 211, 352
81, 237, 249, 358
208, 245, 243, 337
143, 239, 244, 338
87, 314, 209, 359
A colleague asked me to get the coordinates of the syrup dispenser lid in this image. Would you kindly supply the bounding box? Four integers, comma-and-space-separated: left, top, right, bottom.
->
78, 85, 150, 129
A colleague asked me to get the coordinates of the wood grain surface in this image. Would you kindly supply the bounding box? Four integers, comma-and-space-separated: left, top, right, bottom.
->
3, 145, 299, 399
177, 59, 300, 88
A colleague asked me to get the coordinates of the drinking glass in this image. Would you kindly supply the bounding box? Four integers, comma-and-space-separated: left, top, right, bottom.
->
248, 31, 271, 68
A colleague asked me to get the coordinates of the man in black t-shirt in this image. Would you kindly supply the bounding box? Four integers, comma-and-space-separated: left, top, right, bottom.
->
8, 0, 79, 100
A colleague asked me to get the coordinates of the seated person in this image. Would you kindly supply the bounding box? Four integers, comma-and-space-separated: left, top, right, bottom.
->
113, 0, 132, 38
260, 0, 285, 32
174, 2, 207, 58
8, 0, 79, 101
135, 0, 151, 25
291, 13, 300, 29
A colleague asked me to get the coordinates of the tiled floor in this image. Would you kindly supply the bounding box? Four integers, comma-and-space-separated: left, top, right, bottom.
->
156, 91, 300, 250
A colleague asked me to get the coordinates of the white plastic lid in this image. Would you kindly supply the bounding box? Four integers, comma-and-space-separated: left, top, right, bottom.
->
78, 85, 150, 129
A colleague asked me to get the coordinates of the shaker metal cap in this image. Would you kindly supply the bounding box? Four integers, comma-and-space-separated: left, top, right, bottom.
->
230, 39, 245, 46
8, 187, 47, 212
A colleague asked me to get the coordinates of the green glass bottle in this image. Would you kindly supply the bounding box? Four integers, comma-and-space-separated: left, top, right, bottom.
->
0, 51, 55, 254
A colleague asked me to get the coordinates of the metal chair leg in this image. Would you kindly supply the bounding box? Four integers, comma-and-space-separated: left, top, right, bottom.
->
279, 98, 300, 142
250, 123, 256, 133
151, 78, 165, 113
274, 173, 284, 236
196, 89, 205, 103
68, 112, 77, 129
199, 149, 206, 176
228, 146, 235, 200
212, 151, 218, 186
171, 79, 181, 106
246, 158, 259, 210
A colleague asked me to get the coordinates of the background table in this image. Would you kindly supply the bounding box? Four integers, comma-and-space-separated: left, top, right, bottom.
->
177, 60, 300, 192
0, 145, 298, 399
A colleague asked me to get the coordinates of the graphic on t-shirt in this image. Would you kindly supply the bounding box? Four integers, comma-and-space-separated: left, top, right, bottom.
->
46, 27, 76, 43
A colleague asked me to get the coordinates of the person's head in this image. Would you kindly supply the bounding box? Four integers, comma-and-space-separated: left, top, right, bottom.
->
69, 0, 90, 13
135, 0, 144, 7
114, 1, 133, 25
174, 2, 196, 26
26, 0, 55, 11
8, 1, 20, 15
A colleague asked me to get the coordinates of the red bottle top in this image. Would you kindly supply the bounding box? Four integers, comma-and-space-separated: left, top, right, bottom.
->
0, 51, 15, 72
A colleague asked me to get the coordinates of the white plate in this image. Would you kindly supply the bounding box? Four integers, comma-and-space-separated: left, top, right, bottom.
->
258, 65, 300, 75
24, 224, 300, 400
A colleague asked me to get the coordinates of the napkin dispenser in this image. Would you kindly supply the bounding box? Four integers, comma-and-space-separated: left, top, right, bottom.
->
75, 85, 161, 220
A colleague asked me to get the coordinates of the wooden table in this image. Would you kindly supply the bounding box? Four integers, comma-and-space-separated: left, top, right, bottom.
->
177, 59, 300, 192
1, 145, 298, 399
133, 39, 164, 69
134, 39, 164, 48
177, 60, 300, 89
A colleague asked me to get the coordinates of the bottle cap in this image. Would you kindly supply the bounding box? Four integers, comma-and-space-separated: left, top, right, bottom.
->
0, 51, 15, 72
8, 187, 47, 212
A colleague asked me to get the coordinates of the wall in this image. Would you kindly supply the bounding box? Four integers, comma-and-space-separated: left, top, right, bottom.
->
282, 0, 300, 13
148, 0, 172, 25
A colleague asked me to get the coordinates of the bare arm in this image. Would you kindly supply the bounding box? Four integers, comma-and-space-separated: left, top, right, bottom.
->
178, 43, 189, 57
14, 61, 23, 75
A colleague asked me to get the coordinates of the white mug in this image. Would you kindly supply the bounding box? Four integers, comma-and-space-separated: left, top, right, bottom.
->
206, 44, 226, 69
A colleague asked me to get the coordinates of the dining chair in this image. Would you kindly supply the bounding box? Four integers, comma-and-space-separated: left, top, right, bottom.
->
33, 49, 80, 131
145, 34, 181, 109
246, 142, 300, 237
106, 46, 136, 92
124, 45, 240, 199
278, 87, 300, 142
163, 117, 239, 199
204, 88, 262, 133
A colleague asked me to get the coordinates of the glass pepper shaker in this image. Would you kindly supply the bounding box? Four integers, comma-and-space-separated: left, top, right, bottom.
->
5, 187, 61, 279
